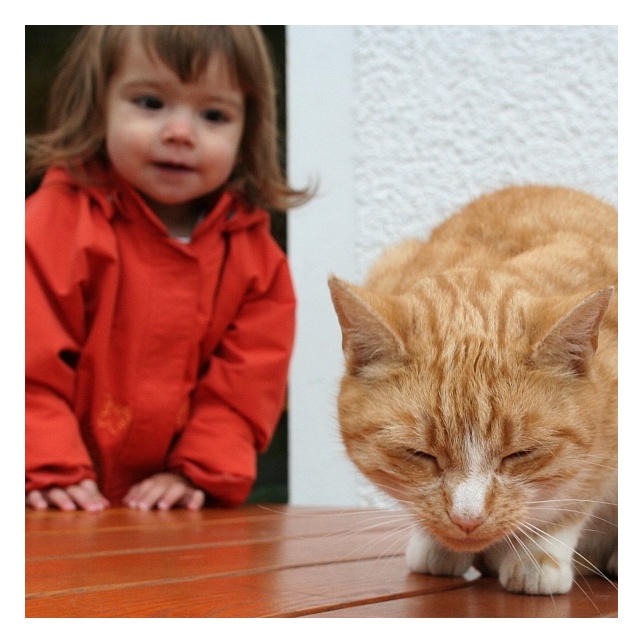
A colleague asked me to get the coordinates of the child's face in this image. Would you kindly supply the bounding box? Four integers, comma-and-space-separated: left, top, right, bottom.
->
104, 38, 245, 215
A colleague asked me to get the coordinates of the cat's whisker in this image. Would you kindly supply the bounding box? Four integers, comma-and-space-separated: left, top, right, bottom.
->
526, 498, 617, 506
321, 510, 416, 575
570, 454, 618, 467
256, 504, 415, 558
531, 508, 617, 528
324, 508, 414, 543
568, 575, 606, 615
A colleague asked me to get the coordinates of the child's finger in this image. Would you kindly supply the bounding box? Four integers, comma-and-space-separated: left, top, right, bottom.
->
67, 479, 110, 511
183, 489, 205, 510
26, 489, 49, 510
45, 487, 78, 511
123, 478, 156, 508
156, 481, 193, 510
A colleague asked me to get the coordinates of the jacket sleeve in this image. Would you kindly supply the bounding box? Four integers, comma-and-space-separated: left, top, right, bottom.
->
25, 182, 113, 493
167, 230, 296, 506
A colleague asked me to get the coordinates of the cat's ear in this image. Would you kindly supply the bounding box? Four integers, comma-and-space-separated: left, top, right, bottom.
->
531, 287, 614, 376
328, 276, 406, 375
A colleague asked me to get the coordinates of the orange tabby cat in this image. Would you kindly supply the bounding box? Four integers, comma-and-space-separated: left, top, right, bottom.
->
329, 186, 617, 595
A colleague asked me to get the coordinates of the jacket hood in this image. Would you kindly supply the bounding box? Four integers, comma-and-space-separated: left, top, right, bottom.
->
38, 165, 269, 237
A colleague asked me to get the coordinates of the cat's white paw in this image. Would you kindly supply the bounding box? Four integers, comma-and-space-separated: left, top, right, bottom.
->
405, 529, 473, 577
499, 550, 573, 595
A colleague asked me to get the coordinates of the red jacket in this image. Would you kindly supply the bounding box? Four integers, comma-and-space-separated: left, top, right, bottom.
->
26, 167, 296, 506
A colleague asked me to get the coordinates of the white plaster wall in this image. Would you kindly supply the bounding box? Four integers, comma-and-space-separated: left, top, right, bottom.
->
287, 25, 617, 507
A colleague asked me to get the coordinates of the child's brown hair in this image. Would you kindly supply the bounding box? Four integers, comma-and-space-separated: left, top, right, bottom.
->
26, 25, 313, 210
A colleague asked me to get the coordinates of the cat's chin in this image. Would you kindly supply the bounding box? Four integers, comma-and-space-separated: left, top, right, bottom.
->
428, 529, 502, 553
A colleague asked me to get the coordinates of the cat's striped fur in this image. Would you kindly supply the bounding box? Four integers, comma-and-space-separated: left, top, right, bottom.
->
329, 186, 617, 595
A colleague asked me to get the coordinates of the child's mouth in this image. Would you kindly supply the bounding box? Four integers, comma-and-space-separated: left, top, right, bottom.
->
154, 161, 194, 172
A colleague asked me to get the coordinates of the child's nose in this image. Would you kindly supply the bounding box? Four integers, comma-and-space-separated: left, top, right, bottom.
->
161, 111, 196, 146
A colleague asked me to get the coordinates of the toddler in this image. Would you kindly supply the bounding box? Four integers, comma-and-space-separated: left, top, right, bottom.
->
25, 26, 312, 511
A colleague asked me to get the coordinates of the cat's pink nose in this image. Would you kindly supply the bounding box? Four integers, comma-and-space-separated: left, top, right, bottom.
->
449, 514, 485, 533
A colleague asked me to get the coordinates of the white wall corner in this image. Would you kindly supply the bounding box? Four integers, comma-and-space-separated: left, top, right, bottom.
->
286, 26, 363, 506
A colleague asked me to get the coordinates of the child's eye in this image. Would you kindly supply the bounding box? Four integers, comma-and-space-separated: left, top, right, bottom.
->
134, 95, 164, 110
202, 109, 227, 123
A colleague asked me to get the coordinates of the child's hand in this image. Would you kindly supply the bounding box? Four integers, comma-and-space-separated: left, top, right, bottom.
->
123, 473, 205, 511
26, 479, 110, 512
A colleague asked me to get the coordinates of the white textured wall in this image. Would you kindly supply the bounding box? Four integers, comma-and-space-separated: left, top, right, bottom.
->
287, 25, 617, 507
353, 25, 617, 277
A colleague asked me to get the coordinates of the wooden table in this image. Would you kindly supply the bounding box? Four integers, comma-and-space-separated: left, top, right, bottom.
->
25, 505, 617, 618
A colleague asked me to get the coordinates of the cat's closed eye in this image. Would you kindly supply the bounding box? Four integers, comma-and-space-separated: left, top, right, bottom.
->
405, 449, 438, 465
500, 449, 539, 472
503, 449, 534, 461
